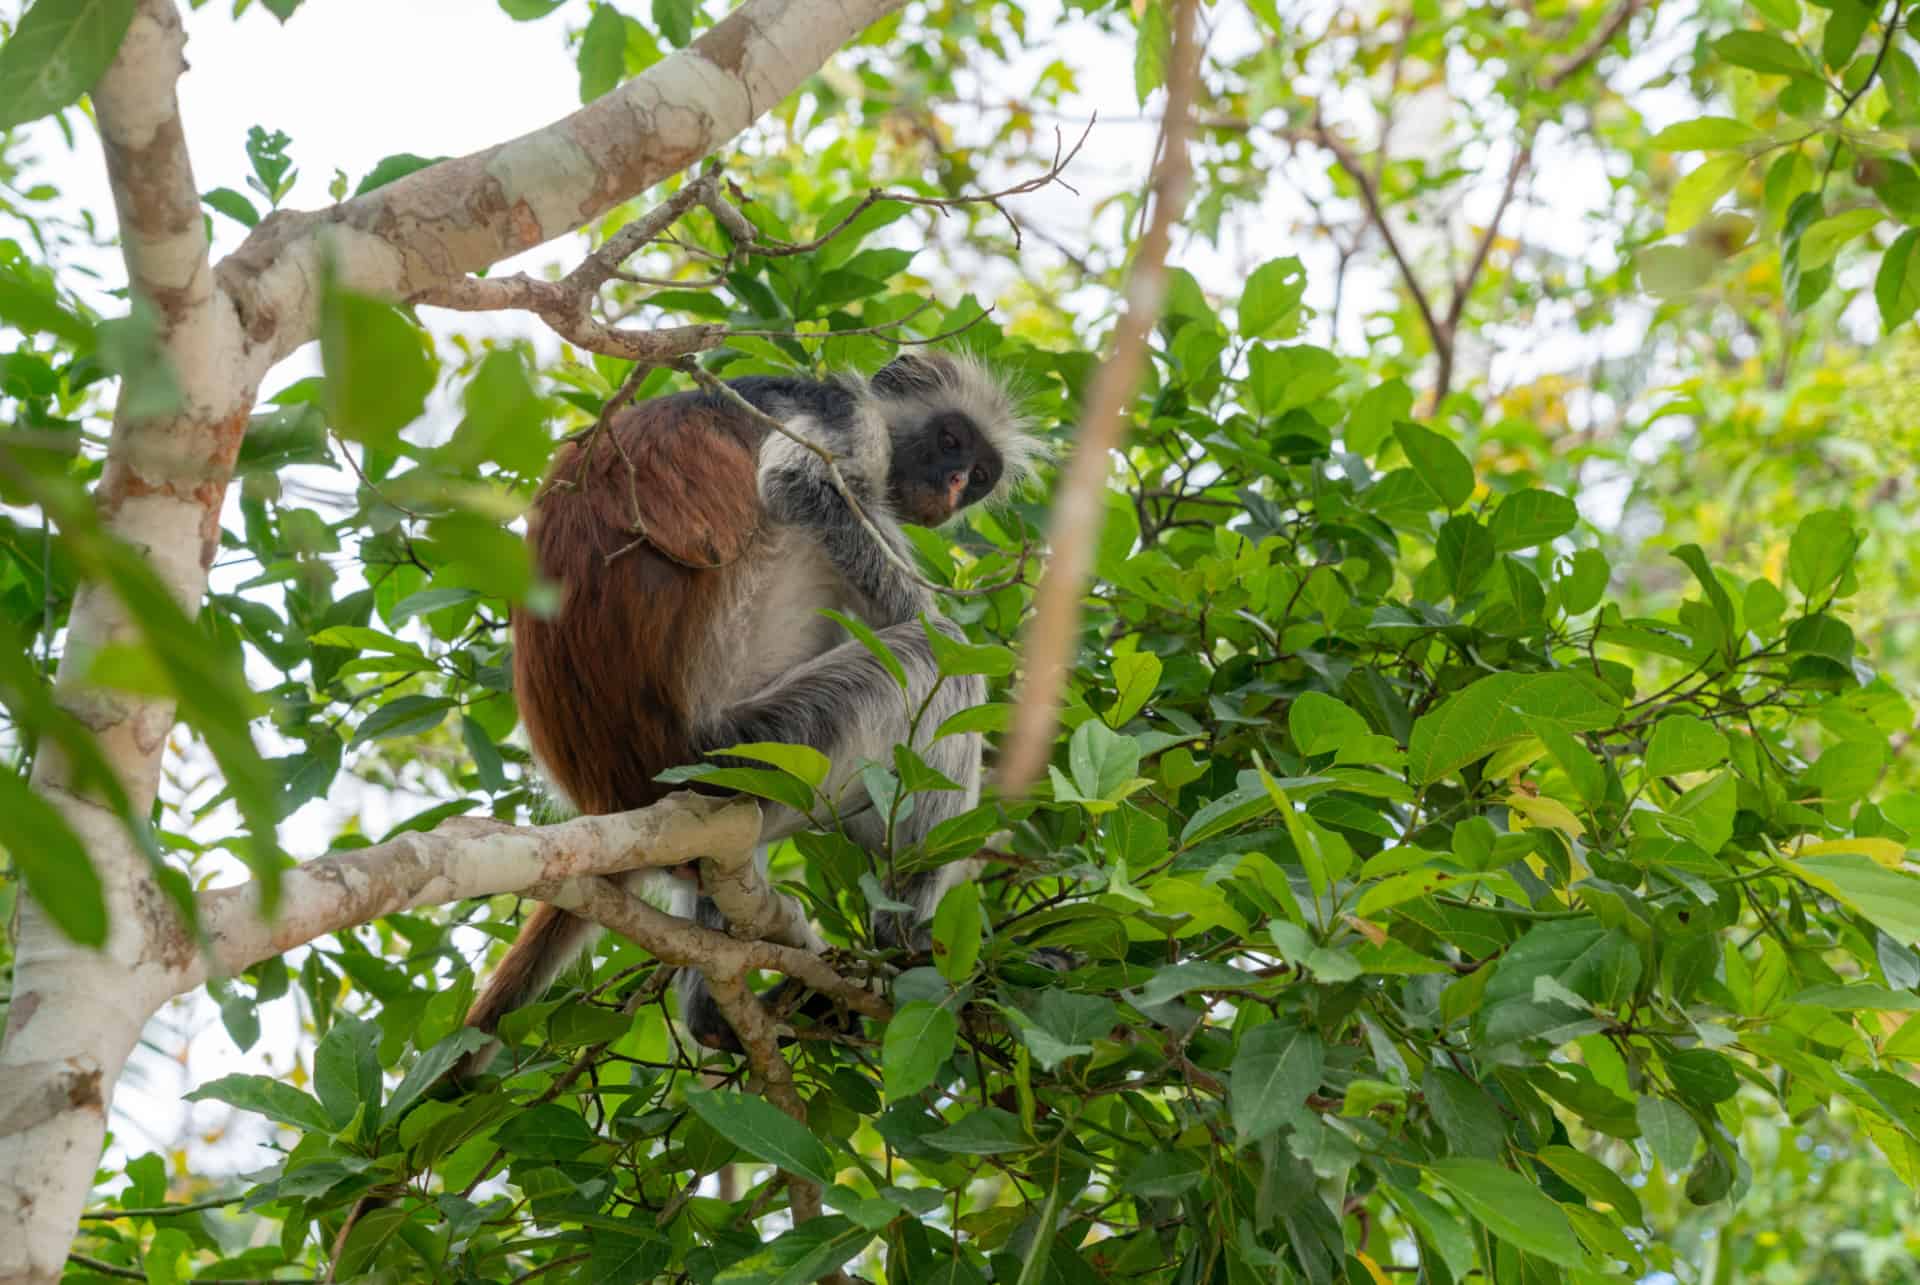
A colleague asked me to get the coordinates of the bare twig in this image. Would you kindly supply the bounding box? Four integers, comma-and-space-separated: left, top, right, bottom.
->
1540, 0, 1649, 91
996, 0, 1202, 795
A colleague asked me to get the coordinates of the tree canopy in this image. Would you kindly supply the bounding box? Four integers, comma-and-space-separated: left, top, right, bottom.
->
8, 0, 1920, 1282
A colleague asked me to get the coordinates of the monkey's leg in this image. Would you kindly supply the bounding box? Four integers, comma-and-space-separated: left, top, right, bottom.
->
678, 619, 988, 1050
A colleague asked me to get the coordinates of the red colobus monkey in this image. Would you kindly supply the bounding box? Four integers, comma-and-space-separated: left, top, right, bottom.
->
468, 351, 1036, 1053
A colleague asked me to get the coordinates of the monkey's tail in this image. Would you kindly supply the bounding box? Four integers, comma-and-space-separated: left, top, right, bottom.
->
454, 904, 603, 1082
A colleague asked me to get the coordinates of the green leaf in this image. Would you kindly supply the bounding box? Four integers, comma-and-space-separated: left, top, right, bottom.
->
0, 770, 107, 947
931, 882, 984, 983
1489, 489, 1579, 551
185, 1074, 333, 1133
318, 284, 435, 450
651, 0, 695, 46
684, 1086, 836, 1185
1649, 117, 1764, 150
1067, 718, 1142, 802
822, 609, 907, 690
0, 266, 94, 349
882, 1001, 957, 1101
1537, 1145, 1645, 1226
1712, 29, 1809, 75
578, 3, 627, 102
924, 1107, 1031, 1154
1239, 256, 1307, 339
712, 1217, 873, 1285
923, 620, 1014, 677
493, 1102, 600, 1160
202, 187, 260, 228
1133, 0, 1168, 104
1636, 1096, 1700, 1171
1229, 1022, 1325, 1143
0, 0, 136, 132
352, 153, 448, 197
1427, 1158, 1588, 1269
1796, 208, 1881, 270
1790, 853, 1920, 945
1666, 154, 1747, 235
351, 694, 455, 747
1408, 671, 1622, 785
500, 0, 566, 17
1878, 229, 1920, 332
1392, 423, 1475, 510
1645, 715, 1729, 777
1347, 380, 1413, 456
714, 742, 831, 790
1106, 649, 1162, 727
1787, 508, 1857, 600
313, 1018, 383, 1131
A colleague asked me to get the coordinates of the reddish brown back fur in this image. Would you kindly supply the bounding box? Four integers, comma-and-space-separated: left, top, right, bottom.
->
512, 399, 764, 816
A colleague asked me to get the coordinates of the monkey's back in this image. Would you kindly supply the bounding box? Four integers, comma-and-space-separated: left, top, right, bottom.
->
512, 398, 764, 816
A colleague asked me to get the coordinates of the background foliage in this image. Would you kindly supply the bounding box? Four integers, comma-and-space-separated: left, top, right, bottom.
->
9, 0, 1920, 1281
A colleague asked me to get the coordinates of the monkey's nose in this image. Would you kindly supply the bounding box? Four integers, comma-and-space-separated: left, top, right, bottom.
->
945, 473, 968, 507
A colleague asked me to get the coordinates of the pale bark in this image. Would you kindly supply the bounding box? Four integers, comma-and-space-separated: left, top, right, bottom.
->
0, 0, 906, 1277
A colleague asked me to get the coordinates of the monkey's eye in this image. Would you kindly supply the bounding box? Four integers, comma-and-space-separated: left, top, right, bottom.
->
971, 466, 990, 488
939, 429, 960, 452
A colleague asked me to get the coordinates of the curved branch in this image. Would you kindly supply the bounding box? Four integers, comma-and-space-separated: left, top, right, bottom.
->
191, 792, 764, 985
218, 0, 907, 365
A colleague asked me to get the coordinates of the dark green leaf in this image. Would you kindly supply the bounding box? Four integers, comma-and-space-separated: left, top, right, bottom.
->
684, 1086, 836, 1185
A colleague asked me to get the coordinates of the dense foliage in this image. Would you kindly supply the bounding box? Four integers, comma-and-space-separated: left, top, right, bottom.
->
11, 0, 1920, 1282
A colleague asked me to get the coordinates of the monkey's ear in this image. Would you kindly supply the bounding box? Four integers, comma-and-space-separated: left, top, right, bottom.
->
870, 351, 952, 398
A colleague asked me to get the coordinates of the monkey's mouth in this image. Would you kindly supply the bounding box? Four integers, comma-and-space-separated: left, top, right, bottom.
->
896, 482, 956, 527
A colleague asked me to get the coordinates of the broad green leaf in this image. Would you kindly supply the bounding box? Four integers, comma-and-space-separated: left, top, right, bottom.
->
652, 0, 695, 46
1666, 154, 1746, 235
684, 1086, 836, 1185
318, 285, 435, 450
1712, 29, 1808, 75
1649, 117, 1764, 150
0, 0, 136, 132
1787, 508, 1857, 600
1636, 1096, 1700, 1171
1106, 649, 1162, 727
1644, 715, 1730, 777
0, 770, 106, 947
1239, 256, 1308, 339
184, 1074, 332, 1133
1537, 1145, 1645, 1226
0, 267, 95, 348
493, 1102, 601, 1160
1427, 1158, 1588, 1269
578, 3, 627, 101
1797, 208, 1881, 270
924, 1107, 1031, 1155
714, 742, 831, 790
713, 1217, 872, 1285
1133, 0, 1168, 104
882, 1001, 957, 1101
1879, 229, 1920, 331
1393, 423, 1475, 510
1408, 671, 1621, 785
1229, 1022, 1324, 1143
1790, 853, 1920, 944
1488, 489, 1578, 551
931, 882, 983, 982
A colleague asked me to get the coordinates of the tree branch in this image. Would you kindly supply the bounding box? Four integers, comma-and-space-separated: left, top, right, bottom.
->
191, 791, 763, 984
217, 0, 910, 367
996, 0, 1203, 794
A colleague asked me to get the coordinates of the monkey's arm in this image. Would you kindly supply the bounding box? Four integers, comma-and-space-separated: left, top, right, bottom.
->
760, 454, 929, 626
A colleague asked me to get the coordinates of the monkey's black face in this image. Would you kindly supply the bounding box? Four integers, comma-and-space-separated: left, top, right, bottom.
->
890, 410, 1004, 526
